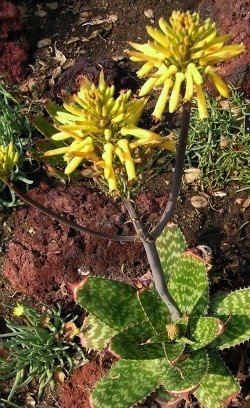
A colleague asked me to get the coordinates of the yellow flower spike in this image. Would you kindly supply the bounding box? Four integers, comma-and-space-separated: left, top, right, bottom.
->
169, 72, 185, 113
195, 84, 208, 119
117, 139, 137, 181
205, 67, 229, 98
153, 78, 173, 120
128, 10, 245, 118
0, 142, 19, 181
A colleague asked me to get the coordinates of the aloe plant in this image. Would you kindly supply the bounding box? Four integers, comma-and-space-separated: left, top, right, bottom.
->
74, 224, 250, 408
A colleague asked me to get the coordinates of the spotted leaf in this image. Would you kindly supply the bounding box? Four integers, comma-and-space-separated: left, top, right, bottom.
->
168, 252, 209, 316
156, 224, 187, 282
194, 351, 240, 408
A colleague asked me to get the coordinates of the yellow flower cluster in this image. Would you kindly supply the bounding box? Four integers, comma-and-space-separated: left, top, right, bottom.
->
44, 72, 174, 193
127, 10, 245, 119
13, 303, 25, 317
0, 142, 19, 181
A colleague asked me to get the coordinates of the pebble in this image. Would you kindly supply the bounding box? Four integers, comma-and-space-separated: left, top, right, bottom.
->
46, 2, 58, 9
191, 195, 208, 208
144, 8, 154, 18
35, 10, 47, 17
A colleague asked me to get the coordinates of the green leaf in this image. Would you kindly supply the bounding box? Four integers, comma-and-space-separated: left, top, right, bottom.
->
76, 277, 146, 330
163, 342, 186, 363
110, 322, 165, 360
138, 289, 171, 334
188, 317, 224, 350
159, 349, 208, 393
156, 224, 187, 281
33, 116, 58, 138
194, 351, 240, 408
210, 288, 250, 349
81, 315, 118, 351
168, 252, 209, 316
92, 359, 160, 408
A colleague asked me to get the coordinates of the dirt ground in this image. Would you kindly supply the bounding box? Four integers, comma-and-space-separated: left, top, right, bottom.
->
0, 0, 250, 407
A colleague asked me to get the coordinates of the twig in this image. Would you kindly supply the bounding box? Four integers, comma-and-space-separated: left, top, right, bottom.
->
8, 182, 136, 243
151, 101, 191, 238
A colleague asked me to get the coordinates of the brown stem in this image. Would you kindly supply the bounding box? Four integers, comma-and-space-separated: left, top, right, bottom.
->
8, 182, 136, 242
151, 101, 191, 238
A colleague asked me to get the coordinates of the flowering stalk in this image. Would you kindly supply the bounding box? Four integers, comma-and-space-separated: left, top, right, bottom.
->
151, 101, 191, 238
124, 199, 181, 321
6, 181, 136, 242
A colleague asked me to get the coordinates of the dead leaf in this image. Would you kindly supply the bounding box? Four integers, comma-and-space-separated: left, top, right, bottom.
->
63, 321, 80, 342
53, 370, 66, 387
66, 36, 81, 44
37, 38, 52, 48
25, 392, 36, 407
53, 45, 67, 65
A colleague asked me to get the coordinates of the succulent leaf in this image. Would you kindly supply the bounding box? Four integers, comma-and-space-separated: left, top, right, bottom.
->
81, 315, 118, 351
75, 277, 146, 330
110, 322, 165, 359
168, 252, 209, 316
159, 349, 208, 393
138, 289, 171, 333
209, 288, 250, 349
33, 116, 58, 138
194, 351, 240, 408
163, 342, 186, 363
156, 223, 187, 281
92, 359, 160, 408
188, 317, 224, 350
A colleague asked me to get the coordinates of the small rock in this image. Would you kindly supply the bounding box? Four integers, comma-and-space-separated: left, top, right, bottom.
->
144, 8, 154, 18
191, 195, 208, 208
184, 167, 202, 184
46, 2, 58, 10
34, 10, 47, 17
220, 135, 230, 149
213, 191, 227, 197
37, 37, 52, 48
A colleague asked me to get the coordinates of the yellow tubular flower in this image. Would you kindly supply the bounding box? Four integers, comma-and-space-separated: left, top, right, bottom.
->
169, 72, 185, 113
195, 84, 208, 119
153, 78, 173, 119
128, 10, 245, 118
117, 139, 137, 181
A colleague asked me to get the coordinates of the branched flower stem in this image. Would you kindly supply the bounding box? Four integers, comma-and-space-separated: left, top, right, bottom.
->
7, 182, 136, 243
124, 199, 181, 322
151, 101, 191, 238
